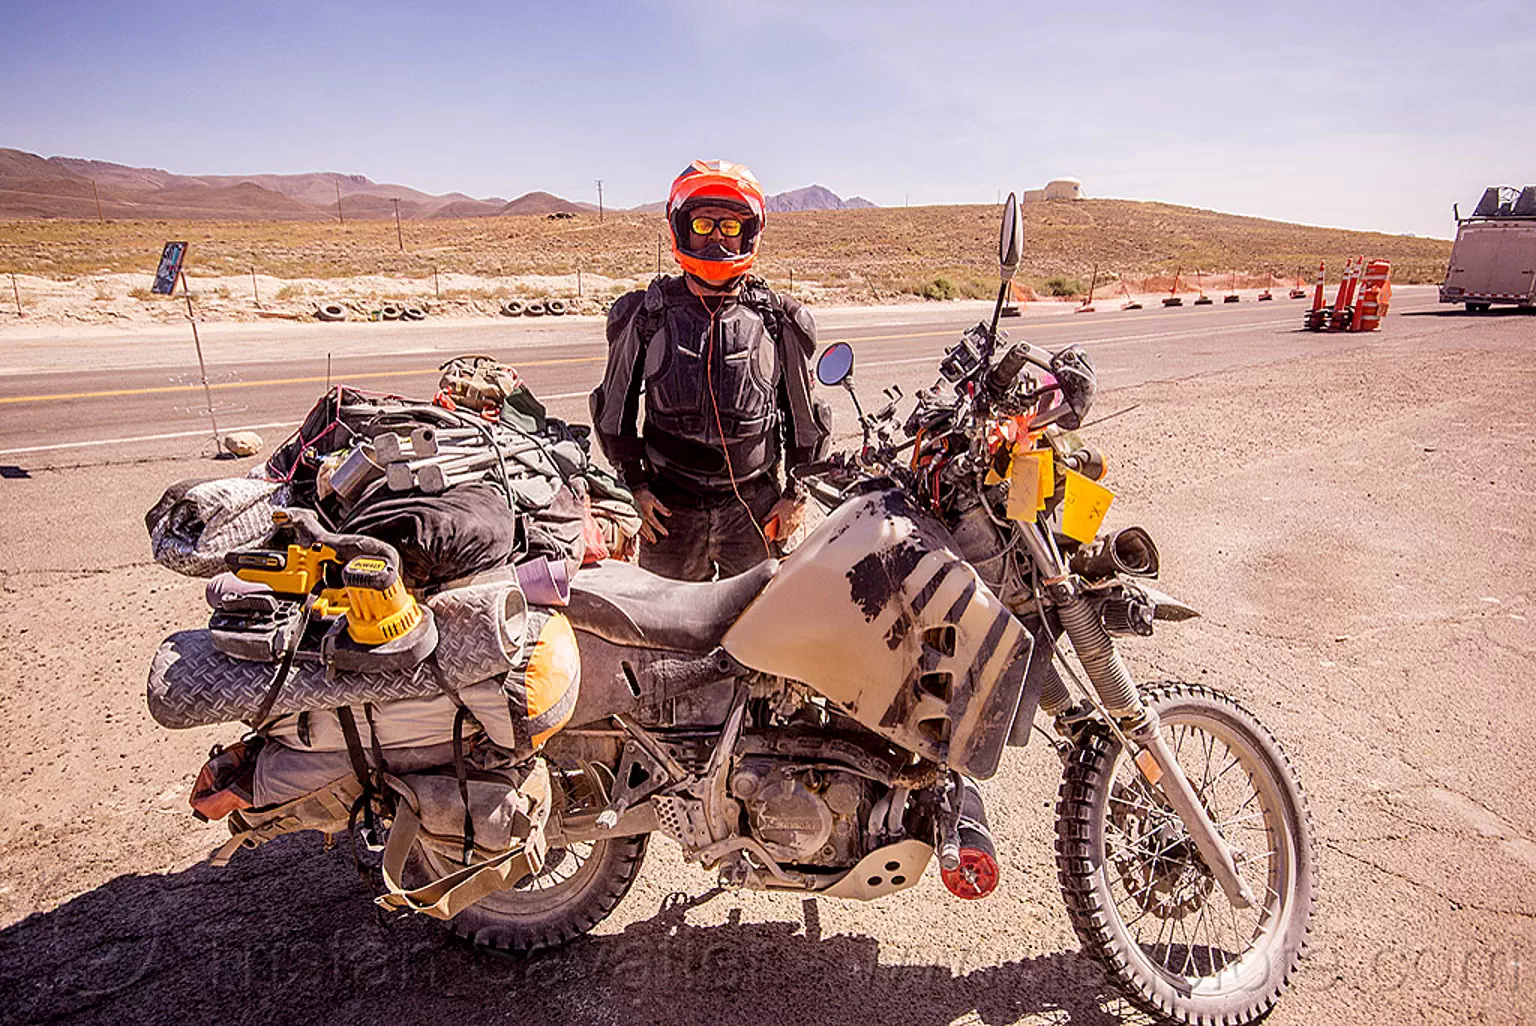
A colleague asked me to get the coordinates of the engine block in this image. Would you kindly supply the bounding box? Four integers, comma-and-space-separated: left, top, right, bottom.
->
730, 758, 869, 866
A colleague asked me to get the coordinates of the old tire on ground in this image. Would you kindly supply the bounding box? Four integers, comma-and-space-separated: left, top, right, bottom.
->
402, 305, 427, 321
501, 300, 525, 317
523, 300, 546, 317
545, 298, 568, 316
315, 302, 347, 322
1055, 682, 1315, 1026
380, 303, 403, 321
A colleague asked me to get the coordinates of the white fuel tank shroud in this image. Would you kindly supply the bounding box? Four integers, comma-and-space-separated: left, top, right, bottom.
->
723, 488, 1032, 779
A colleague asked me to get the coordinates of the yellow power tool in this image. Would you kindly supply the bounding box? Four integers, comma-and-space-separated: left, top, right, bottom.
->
216, 508, 436, 670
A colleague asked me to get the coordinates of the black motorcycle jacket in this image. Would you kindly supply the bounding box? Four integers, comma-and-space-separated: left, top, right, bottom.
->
590, 275, 829, 493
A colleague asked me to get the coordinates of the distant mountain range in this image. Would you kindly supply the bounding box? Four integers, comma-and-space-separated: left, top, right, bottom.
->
0, 148, 876, 220
765, 185, 876, 212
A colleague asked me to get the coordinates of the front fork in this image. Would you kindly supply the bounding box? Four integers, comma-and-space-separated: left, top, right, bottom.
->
1038, 573, 1256, 909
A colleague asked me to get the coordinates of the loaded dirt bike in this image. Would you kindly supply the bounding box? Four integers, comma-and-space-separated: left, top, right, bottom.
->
152, 195, 1313, 1026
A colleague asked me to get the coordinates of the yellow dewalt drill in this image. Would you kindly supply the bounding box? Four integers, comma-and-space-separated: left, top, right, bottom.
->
217, 508, 436, 671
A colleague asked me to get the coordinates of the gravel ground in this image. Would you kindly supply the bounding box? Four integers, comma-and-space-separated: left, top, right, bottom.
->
0, 310, 1532, 1025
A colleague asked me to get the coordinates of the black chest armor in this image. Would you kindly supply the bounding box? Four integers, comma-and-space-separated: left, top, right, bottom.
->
639, 280, 782, 489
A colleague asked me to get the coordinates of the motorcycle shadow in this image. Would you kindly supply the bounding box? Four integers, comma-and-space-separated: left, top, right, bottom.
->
0, 836, 1146, 1026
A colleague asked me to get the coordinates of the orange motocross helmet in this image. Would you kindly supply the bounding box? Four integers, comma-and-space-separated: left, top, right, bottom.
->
667, 159, 766, 286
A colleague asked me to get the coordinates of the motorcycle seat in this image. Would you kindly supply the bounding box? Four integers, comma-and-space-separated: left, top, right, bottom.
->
566, 558, 779, 652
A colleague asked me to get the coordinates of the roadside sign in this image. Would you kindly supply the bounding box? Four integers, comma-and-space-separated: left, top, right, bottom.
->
152, 241, 188, 295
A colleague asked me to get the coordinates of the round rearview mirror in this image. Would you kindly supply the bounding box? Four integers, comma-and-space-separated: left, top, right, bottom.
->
998, 192, 1022, 282
816, 341, 855, 387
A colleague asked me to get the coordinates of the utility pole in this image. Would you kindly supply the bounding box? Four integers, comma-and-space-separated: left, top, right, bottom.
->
335, 181, 344, 225
11, 272, 22, 315
392, 198, 404, 252
91, 181, 105, 224
595, 179, 604, 223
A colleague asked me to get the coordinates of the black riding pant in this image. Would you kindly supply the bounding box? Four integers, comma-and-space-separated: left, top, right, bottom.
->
639, 473, 782, 582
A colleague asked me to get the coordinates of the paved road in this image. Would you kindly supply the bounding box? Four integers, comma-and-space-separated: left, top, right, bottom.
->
0, 288, 1442, 464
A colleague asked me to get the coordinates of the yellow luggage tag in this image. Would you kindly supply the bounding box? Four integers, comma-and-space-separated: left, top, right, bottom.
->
1061, 467, 1115, 543
1005, 447, 1053, 521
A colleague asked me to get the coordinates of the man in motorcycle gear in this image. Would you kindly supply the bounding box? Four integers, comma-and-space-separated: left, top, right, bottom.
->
591, 159, 829, 580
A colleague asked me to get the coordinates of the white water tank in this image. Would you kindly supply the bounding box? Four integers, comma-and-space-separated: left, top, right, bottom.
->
1044, 178, 1082, 201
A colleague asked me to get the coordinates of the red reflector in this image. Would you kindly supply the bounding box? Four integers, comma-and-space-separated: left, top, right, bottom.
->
941, 847, 999, 899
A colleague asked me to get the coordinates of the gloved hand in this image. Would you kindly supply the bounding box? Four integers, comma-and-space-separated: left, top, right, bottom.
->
763, 495, 806, 542
633, 487, 672, 545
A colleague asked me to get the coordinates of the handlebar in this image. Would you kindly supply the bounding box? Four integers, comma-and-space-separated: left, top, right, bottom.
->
805, 333, 1098, 504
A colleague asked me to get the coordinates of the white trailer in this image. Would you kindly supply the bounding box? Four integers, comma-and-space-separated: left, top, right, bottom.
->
1440, 185, 1536, 311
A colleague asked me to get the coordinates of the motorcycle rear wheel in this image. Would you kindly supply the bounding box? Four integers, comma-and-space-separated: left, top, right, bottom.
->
408, 761, 648, 955
1055, 682, 1315, 1025
410, 832, 648, 954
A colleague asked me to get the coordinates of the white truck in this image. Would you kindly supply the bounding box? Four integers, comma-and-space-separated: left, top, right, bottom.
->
1440, 185, 1536, 311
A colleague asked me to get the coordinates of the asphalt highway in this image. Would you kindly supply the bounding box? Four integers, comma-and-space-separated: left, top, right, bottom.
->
0, 288, 1443, 466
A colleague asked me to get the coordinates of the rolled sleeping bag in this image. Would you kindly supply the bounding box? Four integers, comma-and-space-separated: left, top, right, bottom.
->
147, 478, 291, 579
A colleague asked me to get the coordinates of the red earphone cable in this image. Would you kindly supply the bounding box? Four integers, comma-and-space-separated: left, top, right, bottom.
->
700, 292, 773, 559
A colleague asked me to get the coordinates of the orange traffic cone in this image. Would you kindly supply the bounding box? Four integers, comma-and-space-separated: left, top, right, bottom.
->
1003, 279, 1028, 317
1329, 256, 1363, 331
1304, 261, 1328, 330
1193, 268, 1213, 305
1163, 268, 1184, 307
1076, 264, 1098, 313
1120, 277, 1142, 310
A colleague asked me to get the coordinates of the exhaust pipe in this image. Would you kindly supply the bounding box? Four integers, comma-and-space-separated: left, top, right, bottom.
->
1071, 526, 1160, 579
940, 777, 1000, 900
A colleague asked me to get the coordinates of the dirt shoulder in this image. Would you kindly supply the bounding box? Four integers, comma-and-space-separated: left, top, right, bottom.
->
0, 310, 1531, 1025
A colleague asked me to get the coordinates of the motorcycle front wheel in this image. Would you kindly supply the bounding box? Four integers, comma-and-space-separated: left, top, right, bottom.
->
1055, 682, 1316, 1025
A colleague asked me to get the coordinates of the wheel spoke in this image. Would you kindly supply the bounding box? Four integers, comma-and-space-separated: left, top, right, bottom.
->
1214, 809, 1268, 830
1198, 730, 1217, 797
1209, 748, 1244, 792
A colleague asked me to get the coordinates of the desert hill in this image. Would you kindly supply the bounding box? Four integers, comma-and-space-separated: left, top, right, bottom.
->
0, 149, 517, 221
630, 186, 873, 215
765, 185, 876, 212
497, 191, 599, 216
0, 148, 880, 220
0, 194, 1453, 292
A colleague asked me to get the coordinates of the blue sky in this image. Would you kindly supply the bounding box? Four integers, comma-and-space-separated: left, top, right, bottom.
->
3, 0, 1531, 238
